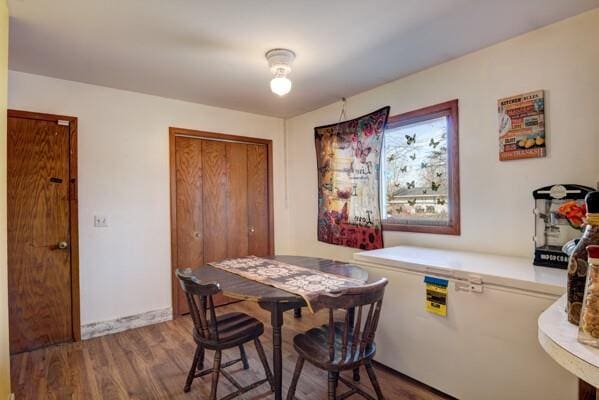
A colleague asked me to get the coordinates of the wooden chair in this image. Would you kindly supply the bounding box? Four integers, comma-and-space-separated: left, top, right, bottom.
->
286, 278, 389, 400
176, 269, 274, 400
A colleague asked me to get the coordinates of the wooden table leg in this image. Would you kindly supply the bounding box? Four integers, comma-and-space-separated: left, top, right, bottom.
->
347, 307, 361, 382
271, 303, 284, 400
294, 307, 302, 318
579, 379, 598, 400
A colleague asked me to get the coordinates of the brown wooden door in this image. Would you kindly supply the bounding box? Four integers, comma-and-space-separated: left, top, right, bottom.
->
174, 136, 205, 315
247, 144, 270, 257
7, 114, 75, 353
171, 130, 273, 316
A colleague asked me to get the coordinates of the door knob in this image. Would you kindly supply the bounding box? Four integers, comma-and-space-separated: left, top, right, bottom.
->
57, 241, 69, 250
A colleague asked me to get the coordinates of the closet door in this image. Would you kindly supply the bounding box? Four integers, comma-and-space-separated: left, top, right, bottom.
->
201, 140, 228, 263
174, 136, 205, 314
226, 143, 249, 258
171, 130, 273, 316
247, 144, 270, 256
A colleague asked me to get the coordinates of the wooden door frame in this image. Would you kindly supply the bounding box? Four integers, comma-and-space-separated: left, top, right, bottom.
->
169, 127, 275, 317
7, 109, 81, 342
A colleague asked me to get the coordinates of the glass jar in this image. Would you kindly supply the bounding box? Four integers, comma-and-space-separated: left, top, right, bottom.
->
567, 191, 599, 325
578, 245, 599, 347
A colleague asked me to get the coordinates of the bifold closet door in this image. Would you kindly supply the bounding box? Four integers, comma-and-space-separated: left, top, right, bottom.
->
174, 136, 205, 313
225, 142, 250, 258
173, 136, 271, 314
201, 140, 229, 263
247, 144, 270, 256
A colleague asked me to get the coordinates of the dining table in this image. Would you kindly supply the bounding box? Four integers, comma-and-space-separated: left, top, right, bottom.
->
191, 255, 370, 400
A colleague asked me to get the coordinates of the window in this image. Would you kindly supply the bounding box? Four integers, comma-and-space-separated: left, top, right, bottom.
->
382, 100, 460, 235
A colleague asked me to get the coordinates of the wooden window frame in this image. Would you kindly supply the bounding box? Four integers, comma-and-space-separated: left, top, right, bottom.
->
382, 99, 460, 235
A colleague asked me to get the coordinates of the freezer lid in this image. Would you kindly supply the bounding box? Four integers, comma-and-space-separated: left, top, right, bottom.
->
354, 245, 566, 296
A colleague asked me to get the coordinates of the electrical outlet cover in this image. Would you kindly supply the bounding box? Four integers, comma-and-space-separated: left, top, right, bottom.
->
94, 215, 108, 227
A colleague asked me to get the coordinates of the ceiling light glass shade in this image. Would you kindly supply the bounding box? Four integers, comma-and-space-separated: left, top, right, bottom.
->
270, 76, 292, 96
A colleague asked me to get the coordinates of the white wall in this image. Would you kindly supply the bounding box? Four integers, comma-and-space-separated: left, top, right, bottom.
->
7, 71, 287, 326
286, 9, 599, 262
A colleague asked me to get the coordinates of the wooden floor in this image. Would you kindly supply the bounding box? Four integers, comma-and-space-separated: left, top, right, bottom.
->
11, 301, 452, 400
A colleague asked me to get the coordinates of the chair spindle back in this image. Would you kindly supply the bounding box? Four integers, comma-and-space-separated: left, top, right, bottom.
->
320, 278, 388, 366
176, 268, 222, 342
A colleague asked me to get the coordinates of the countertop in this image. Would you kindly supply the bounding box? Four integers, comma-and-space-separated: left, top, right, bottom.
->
538, 295, 599, 387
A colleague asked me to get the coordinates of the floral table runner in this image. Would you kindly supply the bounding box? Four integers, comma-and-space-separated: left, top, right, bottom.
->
209, 256, 367, 313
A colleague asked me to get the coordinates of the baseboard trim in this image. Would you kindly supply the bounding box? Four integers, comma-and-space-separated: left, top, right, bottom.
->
81, 307, 172, 340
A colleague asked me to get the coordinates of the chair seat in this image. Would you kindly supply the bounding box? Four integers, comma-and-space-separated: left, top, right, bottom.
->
293, 321, 376, 371
194, 312, 264, 349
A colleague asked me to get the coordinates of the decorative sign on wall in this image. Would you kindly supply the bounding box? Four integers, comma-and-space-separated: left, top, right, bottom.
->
314, 106, 390, 250
498, 90, 545, 161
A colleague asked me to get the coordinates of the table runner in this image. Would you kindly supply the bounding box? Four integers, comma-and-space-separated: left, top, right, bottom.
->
209, 256, 367, 313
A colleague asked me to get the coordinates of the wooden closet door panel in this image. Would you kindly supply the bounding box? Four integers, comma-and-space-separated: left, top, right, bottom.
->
226, 143, 249, 258
174, 137, 204, 314
202, 140, 228, 263
170, 128, 274, 315
247, 144, 270, 256
175, 137, 204, 267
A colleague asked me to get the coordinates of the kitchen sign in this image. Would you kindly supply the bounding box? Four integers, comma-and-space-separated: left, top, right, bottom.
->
498, 90, 546, 161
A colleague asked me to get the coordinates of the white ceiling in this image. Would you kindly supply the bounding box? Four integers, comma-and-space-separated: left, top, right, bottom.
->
8, 0, 599, 118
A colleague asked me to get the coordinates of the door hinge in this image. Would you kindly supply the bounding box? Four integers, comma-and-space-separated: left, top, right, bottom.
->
468, 275, 484, 293
454, 275, 484, 293
57, 120, 70, 126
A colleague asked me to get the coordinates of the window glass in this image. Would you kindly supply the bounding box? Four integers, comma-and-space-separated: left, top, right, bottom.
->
383, 116, 449, 225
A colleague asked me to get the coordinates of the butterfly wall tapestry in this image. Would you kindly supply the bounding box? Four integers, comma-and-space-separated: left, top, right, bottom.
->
314, 106, 390, 250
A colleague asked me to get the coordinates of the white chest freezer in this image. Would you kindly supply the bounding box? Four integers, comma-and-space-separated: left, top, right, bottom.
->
353, 246, 576, 400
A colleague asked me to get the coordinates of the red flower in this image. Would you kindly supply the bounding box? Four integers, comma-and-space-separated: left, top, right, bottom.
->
362, 122, 374, 137
557, 201, 587, 229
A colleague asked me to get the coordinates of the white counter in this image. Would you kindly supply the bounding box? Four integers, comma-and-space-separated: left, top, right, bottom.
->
354, 245, 566, 295
538, 295, 599, 387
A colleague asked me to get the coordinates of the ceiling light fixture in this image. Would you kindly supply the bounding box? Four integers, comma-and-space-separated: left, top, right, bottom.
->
265, 48, 295, 96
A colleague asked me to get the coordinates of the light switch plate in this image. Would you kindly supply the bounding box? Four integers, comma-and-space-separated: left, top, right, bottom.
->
94, 215, 108, 227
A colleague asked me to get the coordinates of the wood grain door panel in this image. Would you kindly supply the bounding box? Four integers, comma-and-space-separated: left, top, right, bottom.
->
8, 117, 72, 353
226, 142, 249, 259
247, 144, 270, 257
174, 137, 204, 314
201, 140, 233, 307
202, 140, 228, 263
170, 129, 274, 316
